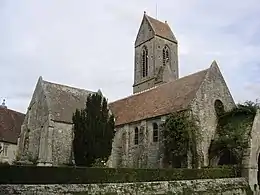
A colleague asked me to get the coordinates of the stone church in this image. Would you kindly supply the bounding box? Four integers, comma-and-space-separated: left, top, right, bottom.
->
17, 13, 260, 187
108, 12, 236, 168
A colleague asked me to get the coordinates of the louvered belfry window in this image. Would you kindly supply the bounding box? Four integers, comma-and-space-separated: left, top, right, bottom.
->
163, 45, 170, 66
142, 46, 148, 77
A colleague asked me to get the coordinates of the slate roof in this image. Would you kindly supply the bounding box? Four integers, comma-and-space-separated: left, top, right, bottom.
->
109, 69, 208, 126
0, 108, 25, 144
145, 14, 177, 42
42, 79, 94, 123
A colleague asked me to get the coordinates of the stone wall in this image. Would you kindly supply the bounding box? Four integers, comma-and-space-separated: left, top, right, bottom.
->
134, 34, 156, 94
133, 16, 178, 94
153, 36, 179, 82
52, 122, 73, 165
17, 77, 50, 164
190, 62, 236, 167
242, 109, 260, 191
135, 15, 154, 47
0, 178, 250, 195
111, 116, 165, 168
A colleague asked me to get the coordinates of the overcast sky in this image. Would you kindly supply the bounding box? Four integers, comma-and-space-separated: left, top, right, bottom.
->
1, 0, 260, 113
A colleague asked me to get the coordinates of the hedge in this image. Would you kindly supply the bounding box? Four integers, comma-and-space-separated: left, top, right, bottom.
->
0, 165, 240, 184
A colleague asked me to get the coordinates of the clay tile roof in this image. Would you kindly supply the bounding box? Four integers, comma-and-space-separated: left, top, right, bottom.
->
42, 80, 94, 123
146, 15, 177, 42
0, 108, 25, 144
109, 69, 208, 126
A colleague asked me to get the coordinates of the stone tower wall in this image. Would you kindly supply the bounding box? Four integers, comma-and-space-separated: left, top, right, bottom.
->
133, 16, 178, 94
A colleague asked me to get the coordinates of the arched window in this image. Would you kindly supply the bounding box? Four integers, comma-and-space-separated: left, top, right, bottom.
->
163, 46, 170, 66
153, 123, 159, 142
214, 99, 224, 117
134, 127, 139, 145
142, 46, 148, 77
122, 132, 126, 152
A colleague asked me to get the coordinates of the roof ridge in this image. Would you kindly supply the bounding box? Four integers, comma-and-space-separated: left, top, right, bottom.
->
42, 79, 93, 93
146, 14, 167, 26
109, 68, 209, 105
0, 107, 25, 115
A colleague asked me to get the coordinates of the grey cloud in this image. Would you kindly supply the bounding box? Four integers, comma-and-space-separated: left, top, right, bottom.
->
1, 0, 260, 113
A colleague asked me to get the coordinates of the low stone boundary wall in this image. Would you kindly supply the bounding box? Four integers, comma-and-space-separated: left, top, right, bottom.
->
0, 178, 250, 195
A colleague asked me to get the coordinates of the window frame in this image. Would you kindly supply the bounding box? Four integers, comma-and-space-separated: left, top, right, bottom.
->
153, 123, 159, 142
3, 143, 8, 157
142, 46, 148, 78
163, 45, 170, 66
134, 127, 139, 145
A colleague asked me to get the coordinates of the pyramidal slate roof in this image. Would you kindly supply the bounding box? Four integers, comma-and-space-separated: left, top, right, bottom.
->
145, 13, 177, 42
109, 68, 209, 126
39, 78, 94, 123
0, 108, 25, 144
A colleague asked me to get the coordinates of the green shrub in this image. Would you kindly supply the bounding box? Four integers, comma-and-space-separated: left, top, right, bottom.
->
162, 110, 200, 168
0, 165, 240, 184
209, 101, 259, 165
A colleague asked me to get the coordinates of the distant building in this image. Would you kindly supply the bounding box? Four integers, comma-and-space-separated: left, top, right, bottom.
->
0, 102, 25, 164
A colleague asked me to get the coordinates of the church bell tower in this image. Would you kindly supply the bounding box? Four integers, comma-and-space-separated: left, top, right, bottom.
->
133, 12, 179, 94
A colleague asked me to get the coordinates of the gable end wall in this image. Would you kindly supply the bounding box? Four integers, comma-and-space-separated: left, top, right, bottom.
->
135, 16, 155, 47
17, 78, 50, 164
190, 65, 235, 167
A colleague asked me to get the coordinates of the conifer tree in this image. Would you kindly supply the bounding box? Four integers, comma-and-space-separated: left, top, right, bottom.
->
72, 92, 115, 166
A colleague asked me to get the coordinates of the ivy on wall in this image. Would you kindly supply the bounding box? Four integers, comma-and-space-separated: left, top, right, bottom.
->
209, 100, 259, 165
162, 110, 200, 168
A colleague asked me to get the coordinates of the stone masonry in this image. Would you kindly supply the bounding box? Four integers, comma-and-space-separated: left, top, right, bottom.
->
109, 61, 236, 169
0, 178, 249, 195
133, 13, 179, 94
17, 77, 94, 166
